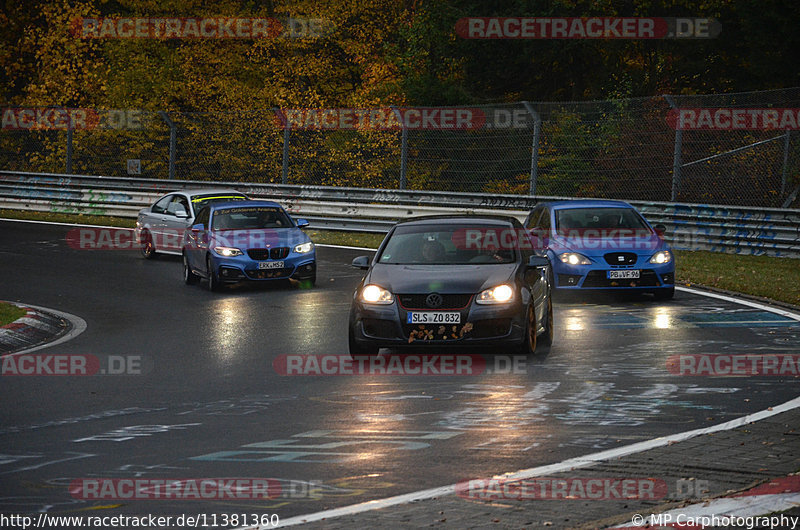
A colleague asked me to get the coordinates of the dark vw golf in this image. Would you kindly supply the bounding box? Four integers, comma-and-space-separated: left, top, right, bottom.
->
348, 215, 554, 357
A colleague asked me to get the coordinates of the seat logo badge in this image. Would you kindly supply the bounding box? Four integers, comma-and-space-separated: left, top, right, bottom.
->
618, 256, 625, 261
426, 293, 443, 308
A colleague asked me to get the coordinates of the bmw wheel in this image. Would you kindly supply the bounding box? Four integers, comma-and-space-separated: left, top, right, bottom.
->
206, 255, 221, 292
183, 253, 199, 285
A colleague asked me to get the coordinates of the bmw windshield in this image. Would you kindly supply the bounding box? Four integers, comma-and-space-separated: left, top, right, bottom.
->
211, 207, 293, 230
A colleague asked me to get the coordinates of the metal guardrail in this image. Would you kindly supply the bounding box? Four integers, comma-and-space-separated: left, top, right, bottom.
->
1, 170, 799, 258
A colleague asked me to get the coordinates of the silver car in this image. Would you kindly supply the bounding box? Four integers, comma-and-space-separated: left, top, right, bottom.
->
135, 189, 248, 258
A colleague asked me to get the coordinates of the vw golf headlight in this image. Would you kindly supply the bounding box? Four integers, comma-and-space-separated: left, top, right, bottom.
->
558, 252, 591, 265
214, 246, 243, 257
649, 250, 672, 264
294, 241, 314, 254
361, 284, 394, 304
476, 284, 514, 304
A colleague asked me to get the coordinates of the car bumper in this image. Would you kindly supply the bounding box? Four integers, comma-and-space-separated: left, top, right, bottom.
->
552, 261, 675, 290
210, 252, 316, 283
349, 298, 529, 348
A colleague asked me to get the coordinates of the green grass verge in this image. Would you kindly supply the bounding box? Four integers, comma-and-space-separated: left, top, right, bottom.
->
305, 229, 385, 249
3, 209, 798, 306
0, 302, 26, 327
675, 250, 799, 306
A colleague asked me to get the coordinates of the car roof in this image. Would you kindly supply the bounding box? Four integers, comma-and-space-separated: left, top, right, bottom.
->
172, 188, 247, 197
540, 199, 635, 210
208, 199, 283, 210
395, 214, 519, 227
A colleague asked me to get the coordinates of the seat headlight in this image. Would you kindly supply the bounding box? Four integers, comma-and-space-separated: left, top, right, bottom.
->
649, 250, 672, 264
476, 284, 514, 304
361, 284, 394, 304
294, 241, 314, 254
558, 252, 591, 265
214, 246, 243, 257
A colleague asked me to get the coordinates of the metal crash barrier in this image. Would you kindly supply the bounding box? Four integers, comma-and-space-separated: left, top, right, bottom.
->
1, 170, 798, 258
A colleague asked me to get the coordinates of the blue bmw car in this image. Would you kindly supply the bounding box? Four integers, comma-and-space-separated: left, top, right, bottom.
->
525, 200, 675, 299
182, 200, 316, 291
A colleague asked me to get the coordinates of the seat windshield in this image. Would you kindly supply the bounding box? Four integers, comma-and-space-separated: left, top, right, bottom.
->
555, 208, 651, 233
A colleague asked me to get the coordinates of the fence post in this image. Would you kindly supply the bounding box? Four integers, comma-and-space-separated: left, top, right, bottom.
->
66, 127, 73, 174
282, 125, 290, 185
664, 95, 682, 201
158, 111, 176, 180
782, 130, 791, 196
390, 106, 408, 189
522, 102, 541, 195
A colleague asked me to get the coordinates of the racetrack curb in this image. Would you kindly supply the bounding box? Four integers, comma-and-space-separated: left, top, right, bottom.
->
271, 405, 800, 529
0, 302, 71, 355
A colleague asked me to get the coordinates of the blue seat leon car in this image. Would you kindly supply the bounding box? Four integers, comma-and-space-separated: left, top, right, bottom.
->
182, 200, 316, 291
524, 200, 675, 299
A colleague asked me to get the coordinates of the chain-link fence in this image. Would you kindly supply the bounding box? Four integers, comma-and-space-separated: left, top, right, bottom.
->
2, 88, 799, 207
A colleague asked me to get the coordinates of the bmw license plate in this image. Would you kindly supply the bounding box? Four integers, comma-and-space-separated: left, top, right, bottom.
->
407, 312, 461, 324
259, 261, 284, 270
607, 269, 640, 279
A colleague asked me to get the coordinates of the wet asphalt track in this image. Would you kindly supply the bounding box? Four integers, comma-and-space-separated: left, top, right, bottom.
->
0, 219, 798, 523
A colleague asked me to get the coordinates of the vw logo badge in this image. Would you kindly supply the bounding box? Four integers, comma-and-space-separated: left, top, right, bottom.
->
426, 293, 443, 308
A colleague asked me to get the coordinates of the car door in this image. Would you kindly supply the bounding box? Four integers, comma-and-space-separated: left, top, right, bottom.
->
185, 206, 210, 271
146, 194, 174, 246
162, 194, 192, 250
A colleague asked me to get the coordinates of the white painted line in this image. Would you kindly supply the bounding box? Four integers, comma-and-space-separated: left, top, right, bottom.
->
256, 394, 800, 528
0, 302, 87, 357
0, 217, 132, 230
677, 285, 800, 321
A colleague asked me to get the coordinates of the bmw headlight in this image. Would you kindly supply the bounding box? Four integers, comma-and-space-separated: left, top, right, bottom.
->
361, 284, 394, 304
649, 250, 672, 264
558, 252, 591, 265
476, 284, 514, 304
294, 241, 314, 254
214, 246, 243, 257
